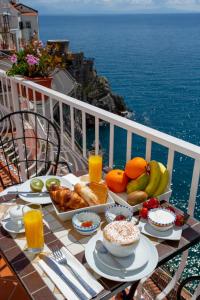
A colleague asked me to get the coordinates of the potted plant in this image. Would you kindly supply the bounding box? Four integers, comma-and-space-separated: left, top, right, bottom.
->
7, 40, 57, 101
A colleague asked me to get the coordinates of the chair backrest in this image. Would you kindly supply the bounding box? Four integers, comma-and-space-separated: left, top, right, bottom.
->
177, 276, 200, 300
0, 110, 61, 189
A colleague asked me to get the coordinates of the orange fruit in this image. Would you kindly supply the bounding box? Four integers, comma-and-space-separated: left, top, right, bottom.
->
125, 157, 147, 179
105, 169, 128, 193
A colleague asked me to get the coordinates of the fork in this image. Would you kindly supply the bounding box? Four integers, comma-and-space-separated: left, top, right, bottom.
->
52, 246, 97, 298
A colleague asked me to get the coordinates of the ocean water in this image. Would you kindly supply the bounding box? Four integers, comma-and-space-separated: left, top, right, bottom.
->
40, 14, 200, 282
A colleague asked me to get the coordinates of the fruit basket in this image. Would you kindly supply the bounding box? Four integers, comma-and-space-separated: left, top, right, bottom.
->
108, 188, 172, 212
105, 158, 172, 212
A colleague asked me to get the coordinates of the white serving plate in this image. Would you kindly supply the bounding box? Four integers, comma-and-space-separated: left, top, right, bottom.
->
19, 176, 72, 205
85, 232, 158, 282
109, 188, 172, 212
52, 194, 115, 221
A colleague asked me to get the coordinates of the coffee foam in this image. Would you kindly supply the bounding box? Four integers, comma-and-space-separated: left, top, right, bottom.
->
103, 221, 140, 245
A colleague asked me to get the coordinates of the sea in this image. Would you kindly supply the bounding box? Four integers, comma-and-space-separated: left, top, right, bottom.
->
40, 14, 200, 284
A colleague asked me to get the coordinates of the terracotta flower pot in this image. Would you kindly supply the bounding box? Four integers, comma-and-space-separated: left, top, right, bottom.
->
18, 76, 53, 101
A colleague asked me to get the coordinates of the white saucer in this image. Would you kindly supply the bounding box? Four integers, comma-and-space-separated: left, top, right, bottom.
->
85, 232, 158, 282
19, 176, 72, 205
139, 220, 182, 241
1, 217, 25, 234
94, 237, 148, 271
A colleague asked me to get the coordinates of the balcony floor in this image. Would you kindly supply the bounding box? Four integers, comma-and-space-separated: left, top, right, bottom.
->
0, 256, 31, 300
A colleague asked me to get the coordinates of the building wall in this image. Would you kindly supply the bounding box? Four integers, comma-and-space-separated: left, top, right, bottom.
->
20, 15, 39, 42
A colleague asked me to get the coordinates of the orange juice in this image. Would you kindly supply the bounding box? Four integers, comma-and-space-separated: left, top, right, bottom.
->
89, 153, 102, 183
23, 209, 44, 251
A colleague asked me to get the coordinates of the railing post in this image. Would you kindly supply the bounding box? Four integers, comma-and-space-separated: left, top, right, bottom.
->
95, 117, 99, 155
1, 78, 6, 107
33, 90, 37, 112
59, 101, 64, 147
70, 106, 75, 151
5, 77, 10, 110
188, 159, 200, 216
82, 111, 87, 158
109, 124, 114, 168
167, 148, 175, 186
41, 93, 45, 116
10, 78, 20, 112
126, 131, 132, 161
145, 139, 152, 162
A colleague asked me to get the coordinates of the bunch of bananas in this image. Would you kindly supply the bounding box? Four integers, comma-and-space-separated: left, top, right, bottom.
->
145, 160, 169, 197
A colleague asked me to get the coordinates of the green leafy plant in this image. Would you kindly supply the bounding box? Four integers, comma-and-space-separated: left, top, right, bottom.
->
7, 41, 57, 78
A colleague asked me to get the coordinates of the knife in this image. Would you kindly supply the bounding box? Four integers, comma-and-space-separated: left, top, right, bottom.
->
7, 191, 49, 196
42, 256, 89, 300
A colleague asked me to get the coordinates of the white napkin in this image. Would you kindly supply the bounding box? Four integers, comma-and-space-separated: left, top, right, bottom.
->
39, 246, 104, 300
62, 173, 81, 186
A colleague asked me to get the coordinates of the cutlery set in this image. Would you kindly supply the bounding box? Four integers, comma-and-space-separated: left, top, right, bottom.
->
42, 247, 98, 300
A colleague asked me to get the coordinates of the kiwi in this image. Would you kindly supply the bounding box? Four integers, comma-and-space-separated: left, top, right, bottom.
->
30, 178, 44, 192
46, 178, 61, 191
127, 191, 148, 206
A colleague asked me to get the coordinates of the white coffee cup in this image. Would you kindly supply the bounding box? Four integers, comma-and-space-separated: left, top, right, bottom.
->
9, 205, 24, 229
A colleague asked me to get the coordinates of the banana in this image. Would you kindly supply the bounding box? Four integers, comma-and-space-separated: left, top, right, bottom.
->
145, 160, 161, 197
153, 162, 169, 196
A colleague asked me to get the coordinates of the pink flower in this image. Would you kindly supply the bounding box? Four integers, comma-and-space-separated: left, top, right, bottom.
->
10, 54, 17, 64
26, 54, 39, 65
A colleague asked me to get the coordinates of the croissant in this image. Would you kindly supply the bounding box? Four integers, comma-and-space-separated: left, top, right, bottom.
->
64, 191, 88, 210
49, 185, 88, 211
50, 187, 71, 207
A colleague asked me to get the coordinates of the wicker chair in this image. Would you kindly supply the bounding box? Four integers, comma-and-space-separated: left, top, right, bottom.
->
0, 110, 71, 190
177, 275, 200, 300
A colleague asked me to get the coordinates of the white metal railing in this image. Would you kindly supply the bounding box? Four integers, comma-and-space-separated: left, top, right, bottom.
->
0, 69, 199, 299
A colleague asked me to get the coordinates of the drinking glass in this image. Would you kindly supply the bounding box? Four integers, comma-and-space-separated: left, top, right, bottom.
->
88, 150, 103, 183
23, 204, 44, 253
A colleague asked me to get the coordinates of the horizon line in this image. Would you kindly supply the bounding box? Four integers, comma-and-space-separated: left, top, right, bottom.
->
39, 11, 200, 16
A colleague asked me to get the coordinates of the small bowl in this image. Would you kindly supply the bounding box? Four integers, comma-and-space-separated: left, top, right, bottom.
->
148, 208, 176, 232
72, 211, 101, 235
105, 204, 133, 223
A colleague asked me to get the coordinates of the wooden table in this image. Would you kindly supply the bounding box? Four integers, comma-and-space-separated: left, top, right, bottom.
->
0, 190, 200, 300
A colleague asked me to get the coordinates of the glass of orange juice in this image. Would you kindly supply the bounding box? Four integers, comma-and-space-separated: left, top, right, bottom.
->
89, 150, 103, 183
23, 204, 44, 253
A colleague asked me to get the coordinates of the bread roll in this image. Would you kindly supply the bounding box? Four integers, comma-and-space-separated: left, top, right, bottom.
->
74, 183, 99, 206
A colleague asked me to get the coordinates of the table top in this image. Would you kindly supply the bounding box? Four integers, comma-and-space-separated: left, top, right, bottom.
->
0, 194, 200, 300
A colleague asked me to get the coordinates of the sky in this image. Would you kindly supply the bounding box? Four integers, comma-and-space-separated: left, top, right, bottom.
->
23, 0, 200, 14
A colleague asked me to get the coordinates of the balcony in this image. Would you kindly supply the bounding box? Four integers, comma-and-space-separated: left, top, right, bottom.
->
0, 69, 199, 299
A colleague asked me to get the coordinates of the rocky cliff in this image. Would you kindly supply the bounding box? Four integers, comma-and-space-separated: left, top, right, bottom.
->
82, 75, 127, 115
66, 52, 128, 116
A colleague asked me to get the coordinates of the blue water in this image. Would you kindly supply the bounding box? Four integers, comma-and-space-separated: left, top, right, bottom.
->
40, 14, 200, 283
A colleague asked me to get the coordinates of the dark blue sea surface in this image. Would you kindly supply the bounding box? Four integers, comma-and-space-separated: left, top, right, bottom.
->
40, 14, 200, 283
